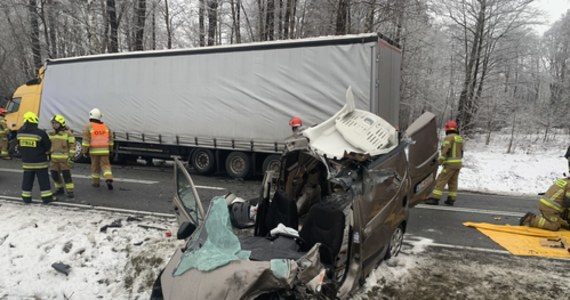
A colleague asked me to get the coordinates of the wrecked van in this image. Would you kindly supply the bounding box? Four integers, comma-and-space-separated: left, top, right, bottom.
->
150, 87, 438, 299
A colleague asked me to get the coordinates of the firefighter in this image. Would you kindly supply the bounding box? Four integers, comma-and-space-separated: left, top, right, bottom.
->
17, 111, 54, 204
82, 108, 114, 190
289, 117, 304, 135
425, 120, 464, 206
0, 108, 11, 159
49, 114, 76, 198
520, 177, 570, 231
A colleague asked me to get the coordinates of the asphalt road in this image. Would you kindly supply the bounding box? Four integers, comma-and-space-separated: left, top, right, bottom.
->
0, 158, 538, 252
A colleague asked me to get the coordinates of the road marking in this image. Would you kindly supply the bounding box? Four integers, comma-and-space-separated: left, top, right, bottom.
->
415, 204, 525, 217
0, 168, 226, 189
0, 167, 158, 185
0, 196, 175, 218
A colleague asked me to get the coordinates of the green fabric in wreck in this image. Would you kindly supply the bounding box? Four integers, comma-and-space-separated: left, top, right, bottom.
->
270, 259, 290, 279
174, 196, 251, 275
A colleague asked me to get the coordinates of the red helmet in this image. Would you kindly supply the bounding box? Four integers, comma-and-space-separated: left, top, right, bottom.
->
444, 120, 458, 131
289, 117, 302, 128
0, 108, 6, 116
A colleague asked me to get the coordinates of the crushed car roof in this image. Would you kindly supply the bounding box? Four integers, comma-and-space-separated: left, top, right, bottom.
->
301, 87, 398, 160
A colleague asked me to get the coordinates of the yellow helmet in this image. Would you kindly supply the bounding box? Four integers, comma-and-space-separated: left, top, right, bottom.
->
23, 111, 39, 124
52, 114, 66, 127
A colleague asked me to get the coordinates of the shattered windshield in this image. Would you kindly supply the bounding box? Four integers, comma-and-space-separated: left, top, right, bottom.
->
174, 196, 251, 275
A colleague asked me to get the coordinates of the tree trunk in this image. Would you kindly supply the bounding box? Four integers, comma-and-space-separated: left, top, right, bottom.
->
107, 0, 119, 52
507, 111, 516, 154
199, 0, 206, 46
29, 0, 42, 73
207, 0, 218, 46
164, 0, 172, 49
151, 2, 156, 50
265, 0, 274, 40
230, 0, 242, 43
335, 0, 349, 35
135, 0, 146, 51
47, 0, 57, 58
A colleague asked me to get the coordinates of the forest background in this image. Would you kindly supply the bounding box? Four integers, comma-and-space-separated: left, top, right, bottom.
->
0, 0, 569, 148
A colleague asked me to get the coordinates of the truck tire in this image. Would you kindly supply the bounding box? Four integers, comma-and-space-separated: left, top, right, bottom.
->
72, 138, 90, 163
262, 154, 281, 174
225, 151, 250, 179
8, 138, 20, 158
191, 149, 215, 174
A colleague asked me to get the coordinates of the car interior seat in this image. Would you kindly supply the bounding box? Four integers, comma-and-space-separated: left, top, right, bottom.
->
255, 190, 299, 237
298, 204, 345, 268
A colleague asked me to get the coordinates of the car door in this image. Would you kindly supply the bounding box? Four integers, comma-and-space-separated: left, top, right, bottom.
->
173, 157, 205, 227
404, 112, 439, 207
357, 147, 408, 276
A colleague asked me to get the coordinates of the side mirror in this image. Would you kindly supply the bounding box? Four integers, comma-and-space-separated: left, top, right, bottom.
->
177, 222, 196, 240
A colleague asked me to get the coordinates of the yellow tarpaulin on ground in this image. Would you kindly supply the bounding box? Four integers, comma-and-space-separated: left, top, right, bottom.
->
464, 222, 570, 258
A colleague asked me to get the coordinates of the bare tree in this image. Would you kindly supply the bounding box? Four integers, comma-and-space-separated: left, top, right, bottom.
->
134, 0, 146, 50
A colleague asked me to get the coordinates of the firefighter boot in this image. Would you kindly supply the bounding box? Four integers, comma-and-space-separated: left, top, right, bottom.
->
67, 191, 75, 199
54, 188, 65, 196
425, 197, 439, 205
106, 180, 114, 190
519, 212, 535, 226
444, 197, 455, 206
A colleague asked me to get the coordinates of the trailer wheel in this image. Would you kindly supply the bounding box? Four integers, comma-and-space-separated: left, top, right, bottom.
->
72, 138, 89, 163
262, 155, 281, 174
8, 138, 20, 158
191, 149, 215, 174
225, 151, 250, 179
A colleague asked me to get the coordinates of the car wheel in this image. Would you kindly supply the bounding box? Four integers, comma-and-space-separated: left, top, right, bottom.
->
190, 149, 215, 174
262, 154, 281, 173
385, 224, 404, 260
225, 151, 250, 179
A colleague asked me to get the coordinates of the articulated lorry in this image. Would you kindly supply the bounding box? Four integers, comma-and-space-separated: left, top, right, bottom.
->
4, 33, 401, 179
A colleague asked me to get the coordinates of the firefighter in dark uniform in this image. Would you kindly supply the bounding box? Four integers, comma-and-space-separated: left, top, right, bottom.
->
425, 120, 464, 206
520, 177, 570, 231
17, 111, 54, 204
49, 114, 76, 198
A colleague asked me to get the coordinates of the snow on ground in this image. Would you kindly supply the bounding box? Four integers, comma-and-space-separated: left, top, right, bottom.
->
0, 132, 569, 299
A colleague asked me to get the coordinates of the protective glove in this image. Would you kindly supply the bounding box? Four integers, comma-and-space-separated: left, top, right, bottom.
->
67, 158, 74, 168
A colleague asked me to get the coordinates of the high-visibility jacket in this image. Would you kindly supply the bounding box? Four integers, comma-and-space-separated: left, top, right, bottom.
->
17, 123, 51, 169
0, 116, 7, 136
49, 128, 76, 161
438, 132, 464, 165
82, 120, 113, 155
540, 178, 570, 214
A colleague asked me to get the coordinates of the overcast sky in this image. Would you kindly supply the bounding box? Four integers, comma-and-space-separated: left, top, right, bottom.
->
534, 0, 570, 33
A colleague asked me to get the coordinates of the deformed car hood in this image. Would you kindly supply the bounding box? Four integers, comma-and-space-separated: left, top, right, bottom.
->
300, 87, 398, 160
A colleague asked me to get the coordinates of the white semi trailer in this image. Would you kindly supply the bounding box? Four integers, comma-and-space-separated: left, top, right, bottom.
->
4, 33, 401, 178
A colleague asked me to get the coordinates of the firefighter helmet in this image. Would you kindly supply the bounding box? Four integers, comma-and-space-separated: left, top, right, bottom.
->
23, 111, 39, 124
289, 117, 302, 128
52, 114, 66, 127
89, 108, 102, 120
0, 108, 6, 116
444, 120, 457, 131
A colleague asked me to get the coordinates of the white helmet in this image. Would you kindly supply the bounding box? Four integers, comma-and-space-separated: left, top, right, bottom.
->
89, 108, 102, 120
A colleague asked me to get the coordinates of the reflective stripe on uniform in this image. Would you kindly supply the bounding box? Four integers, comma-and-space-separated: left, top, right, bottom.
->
65, 183, 74, 190
41, 190, 53, 197
538, 217, 546, 228
540, 197, 564, 213
555, 179, 568, 188
445, 159, 462, 163
22, 191, 32, 197
448, 191, 457, 197
23, 162, 49, 169
432, 189, 443, 196
49, 135, 69, 140
103, 171, 112, 176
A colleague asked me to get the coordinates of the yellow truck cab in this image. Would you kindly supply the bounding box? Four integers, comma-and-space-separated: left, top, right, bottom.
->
5, 67, 44, 133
